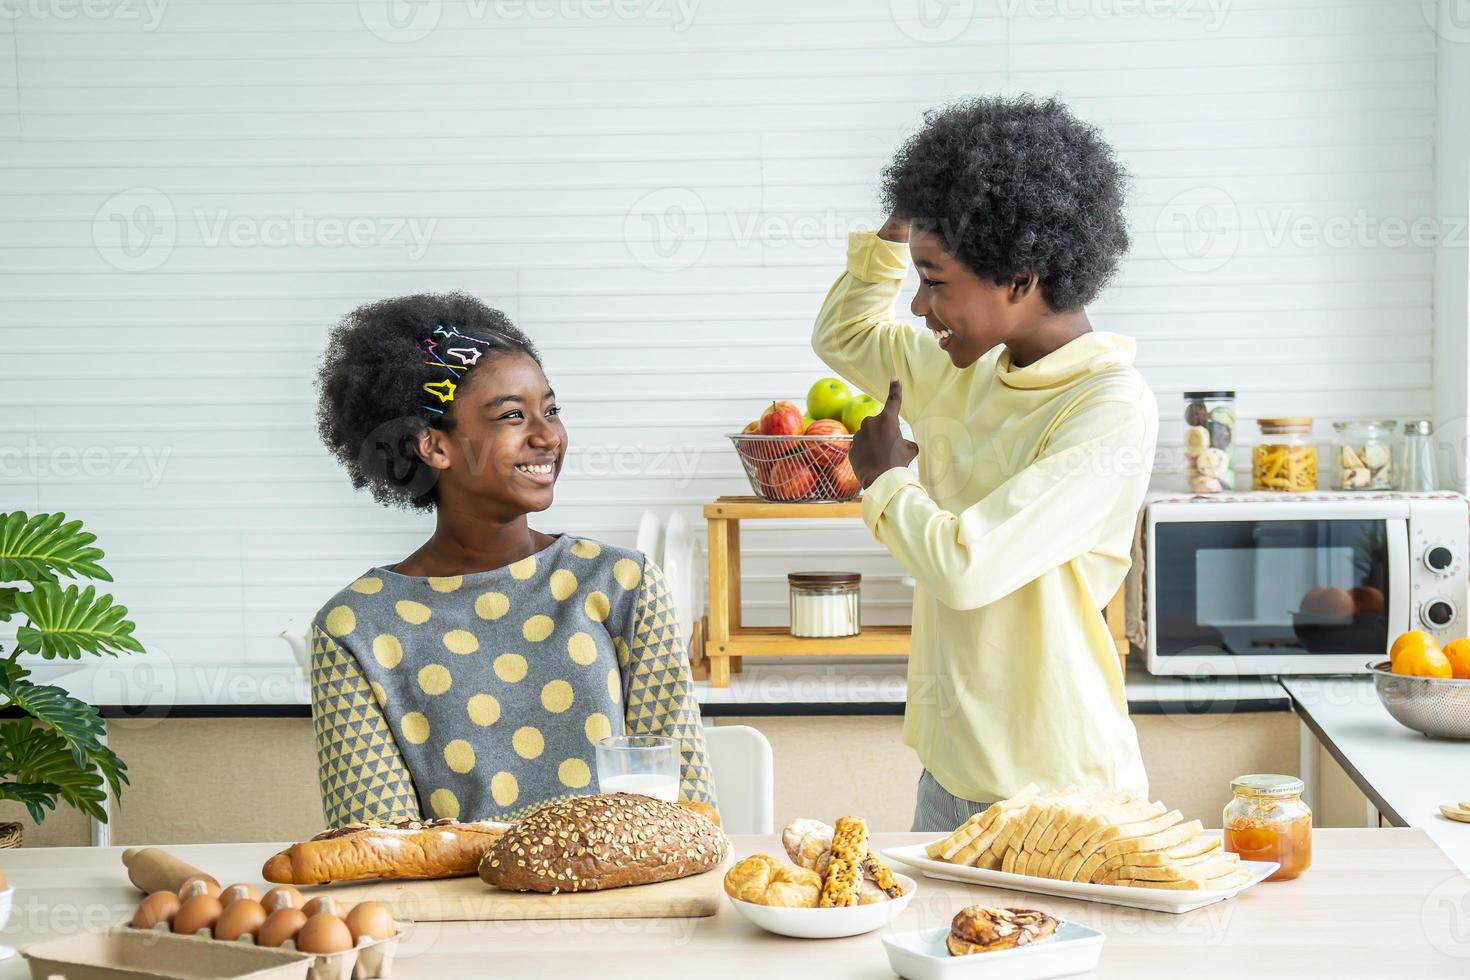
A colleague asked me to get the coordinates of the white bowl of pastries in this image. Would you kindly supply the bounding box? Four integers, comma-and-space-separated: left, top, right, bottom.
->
722, 816, 916, 939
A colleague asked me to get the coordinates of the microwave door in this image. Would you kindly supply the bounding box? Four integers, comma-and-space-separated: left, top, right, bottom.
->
1384, 517, 1408, 652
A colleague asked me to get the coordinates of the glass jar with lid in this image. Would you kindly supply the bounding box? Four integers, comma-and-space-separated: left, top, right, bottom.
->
1252, 418, 1317, 492
1182, 391, 1235, 493
788, 572, 860, 638
1223, 774, 1312, 881
1331, 420, 1396, 491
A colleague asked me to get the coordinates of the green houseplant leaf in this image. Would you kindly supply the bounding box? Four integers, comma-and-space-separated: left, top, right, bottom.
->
0, 511, 111, 584
14, 583, 145, 660
0, 720, 107, 822
0, 666, 127, 797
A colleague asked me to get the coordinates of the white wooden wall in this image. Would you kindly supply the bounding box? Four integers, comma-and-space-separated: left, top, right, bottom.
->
0, 0, 1442, 671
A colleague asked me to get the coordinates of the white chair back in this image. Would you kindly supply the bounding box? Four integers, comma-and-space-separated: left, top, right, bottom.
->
700, 724, 774, 834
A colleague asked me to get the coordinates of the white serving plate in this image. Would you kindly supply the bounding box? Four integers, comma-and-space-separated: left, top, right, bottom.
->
726, 873, 916, 939
882, 844, 1276, 914
883, 921, 1105, 980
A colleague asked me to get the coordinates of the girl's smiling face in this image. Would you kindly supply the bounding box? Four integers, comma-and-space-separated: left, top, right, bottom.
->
419, 352, 566, 515
908, 225, 1035, 369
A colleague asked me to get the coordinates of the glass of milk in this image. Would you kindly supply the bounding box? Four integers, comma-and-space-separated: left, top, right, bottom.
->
595, 735, 680, 802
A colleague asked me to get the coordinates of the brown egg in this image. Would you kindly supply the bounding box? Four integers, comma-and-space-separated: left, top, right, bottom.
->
172, 894, 224, 936
344, 901, 395, 943
256, 907, 308, 948
260, 885, 304, 915
131, 890, 181, 929
219, 883, 261, 907
300, 896, 339, 918
178, 876, 221, 901
213, 898, 268, 941
294, 913, 353, 955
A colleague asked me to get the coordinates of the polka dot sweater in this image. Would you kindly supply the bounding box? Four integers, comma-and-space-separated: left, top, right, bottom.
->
309, 533, 717, 825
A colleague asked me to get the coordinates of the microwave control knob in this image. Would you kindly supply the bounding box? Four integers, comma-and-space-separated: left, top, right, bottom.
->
1421, 598, 1457, 630
1424, 545, 1456, 575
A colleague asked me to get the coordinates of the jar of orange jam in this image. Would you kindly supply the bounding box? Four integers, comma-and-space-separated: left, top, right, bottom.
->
1223, 774, 1312, 881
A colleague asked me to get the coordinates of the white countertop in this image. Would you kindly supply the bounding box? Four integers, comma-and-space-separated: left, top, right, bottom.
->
1283, 676, 1470, 874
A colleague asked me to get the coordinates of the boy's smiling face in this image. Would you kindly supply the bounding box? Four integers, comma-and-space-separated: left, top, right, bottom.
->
907, 225, 1044, 369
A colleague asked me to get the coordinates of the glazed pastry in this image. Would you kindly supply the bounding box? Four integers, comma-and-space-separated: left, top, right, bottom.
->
863, 851, 904, 899
947, 905, 1058, 955
818, 816, 866, 908
722, 854, 820, 908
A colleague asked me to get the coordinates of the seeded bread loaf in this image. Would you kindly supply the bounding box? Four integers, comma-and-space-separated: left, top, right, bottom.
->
262, 818, 511, 884
479, 793, 731, 893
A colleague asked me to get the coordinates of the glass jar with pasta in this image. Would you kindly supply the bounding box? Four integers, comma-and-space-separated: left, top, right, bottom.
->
1252, 418, 1317, 492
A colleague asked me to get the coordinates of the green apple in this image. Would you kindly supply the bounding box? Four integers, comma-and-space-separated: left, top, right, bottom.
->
841, 394, 882, 433
806, 377, 853, 421
800, 413, 815, 432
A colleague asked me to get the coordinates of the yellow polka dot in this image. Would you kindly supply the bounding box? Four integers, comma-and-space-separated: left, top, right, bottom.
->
558, 758, 591, 789
570, 539, 602, 560
549, 569, 578, 601
512, 726, 544, 759
430, 788, 459, 819
396, 600, 431, 625
372, 633, 403, 669
443, 739, 476, 774
567, 631, 598, 666
369, 681, 387, 706
607, 667, 621, 703
584, 591, 610, 622
584, 712, 613, 745
467, 693, 501, 726
428, 575, 463, 593
508, 555, 537, 580
613, 558, 641, 591
541, 679, 574, 714
324, 605, 356, 637
475, 591, 510, 620
522, 615, 554, 642
401, 712, 430, 744
494, 653, 528, 683
350, 577, 383, 595
491, 771, 519, 807
417, 664, 452, 695
442, 629, 479, 655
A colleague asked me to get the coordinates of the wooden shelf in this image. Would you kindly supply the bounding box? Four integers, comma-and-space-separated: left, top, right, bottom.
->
707, 625, 911, 658
703, 495, 862, 520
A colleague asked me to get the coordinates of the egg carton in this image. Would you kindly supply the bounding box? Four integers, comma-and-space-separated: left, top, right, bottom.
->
124, 918, 408, 980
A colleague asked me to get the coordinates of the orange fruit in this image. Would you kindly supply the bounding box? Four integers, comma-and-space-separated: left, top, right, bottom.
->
1390, 631, 1439, 668
1393, 642, 1453, 679
1442, 638, 1470, 680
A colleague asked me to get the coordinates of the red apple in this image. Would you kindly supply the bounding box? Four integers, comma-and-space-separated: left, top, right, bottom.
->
828, 456, 861, 498
759, 401, 804, 436
741, 419, 760, 434
803, 418, 850, 468
765, 456, 817, 501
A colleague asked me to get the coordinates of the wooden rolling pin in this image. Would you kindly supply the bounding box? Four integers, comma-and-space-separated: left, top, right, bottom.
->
121, 847, 216, 895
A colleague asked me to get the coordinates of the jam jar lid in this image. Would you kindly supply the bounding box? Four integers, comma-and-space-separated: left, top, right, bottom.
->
788, 572, 861, 587
1230, 773, 1305, 798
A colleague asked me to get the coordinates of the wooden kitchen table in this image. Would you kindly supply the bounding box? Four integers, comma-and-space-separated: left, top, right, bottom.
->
2, 831, 1466, 978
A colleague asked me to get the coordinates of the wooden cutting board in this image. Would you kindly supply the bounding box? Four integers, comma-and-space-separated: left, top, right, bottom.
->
295, 858, 732, 921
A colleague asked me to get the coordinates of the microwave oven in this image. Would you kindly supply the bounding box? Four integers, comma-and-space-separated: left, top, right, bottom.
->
1144, 494, 1468, 675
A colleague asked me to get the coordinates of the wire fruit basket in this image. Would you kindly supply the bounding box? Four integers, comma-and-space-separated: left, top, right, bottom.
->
1368, 659, 1470, 739
728, 433, 860, 503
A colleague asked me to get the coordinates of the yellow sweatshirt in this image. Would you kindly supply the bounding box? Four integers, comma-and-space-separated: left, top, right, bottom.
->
813, 230, 1156, 804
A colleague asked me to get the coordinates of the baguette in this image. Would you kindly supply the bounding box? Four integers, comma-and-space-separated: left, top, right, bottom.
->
479, 793, 729, 894
262, 817, 511, 884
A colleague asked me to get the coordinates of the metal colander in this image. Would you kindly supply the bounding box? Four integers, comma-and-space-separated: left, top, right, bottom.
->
727, 433, 860, 503
1369, 660, 1470, 739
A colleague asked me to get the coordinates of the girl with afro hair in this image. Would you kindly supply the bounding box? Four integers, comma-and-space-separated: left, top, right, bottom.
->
308, 292, 717, 826
814, 95, 1158, 831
